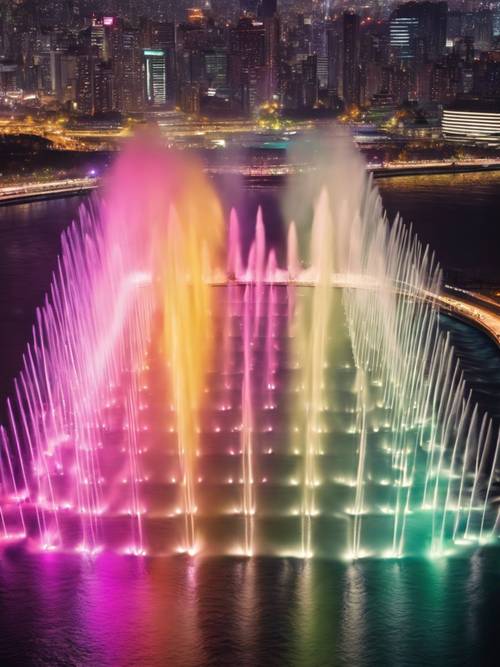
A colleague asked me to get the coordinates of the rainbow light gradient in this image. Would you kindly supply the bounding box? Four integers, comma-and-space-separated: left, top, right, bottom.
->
0, 137, 498, 560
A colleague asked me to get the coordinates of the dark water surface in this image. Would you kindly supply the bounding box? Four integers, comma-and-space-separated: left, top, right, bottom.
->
0, 546, 498, 667
378, 172, 500, 283
0, 174, 499, 666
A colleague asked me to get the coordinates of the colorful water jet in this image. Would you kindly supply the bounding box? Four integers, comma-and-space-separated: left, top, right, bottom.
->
0, 136, 498, 560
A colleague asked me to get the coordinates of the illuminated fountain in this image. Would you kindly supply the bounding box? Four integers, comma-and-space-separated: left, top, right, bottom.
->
0, 136, 498, 560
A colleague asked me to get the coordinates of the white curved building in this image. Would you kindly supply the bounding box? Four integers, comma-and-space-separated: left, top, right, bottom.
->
442, 103, 500, 146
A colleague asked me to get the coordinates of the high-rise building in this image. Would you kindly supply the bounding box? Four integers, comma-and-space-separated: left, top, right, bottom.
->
147, 21, 176, 105
493, 8, 500, 38
76, 48, 93, 113
143, 49, 167, 106
76, 53, 113, 114
447, 11, 463, 46
343, 11, 360, 107
430, 62, 456, 102
390, 2, 447, 63
390, 15, 420, 60
0, 60, 18, 94
474, 11, 493, 51
362, 61, 384, 105
302, 53, 318, 107
50, 50, 77, 102
264, 14, 280, 99
91, 16, 110, 61
231, 17, 266, 113
317, 55, 328, 90
326, 21, 342, 98
34, 30, 54, 95
204, 49, 229, 88
177, 12, 208, 89
473, 54, 500, 100
0, 1, 14, 59
94, 60, 114, 112
110, 19, 142, 112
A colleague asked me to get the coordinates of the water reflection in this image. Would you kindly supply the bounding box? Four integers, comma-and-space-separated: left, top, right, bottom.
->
0, 547, 498, 666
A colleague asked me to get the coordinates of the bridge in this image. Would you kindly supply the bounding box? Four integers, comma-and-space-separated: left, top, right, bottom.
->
438, 287, 500, 348
2, 159, 500, 205
0, 177, 98, 205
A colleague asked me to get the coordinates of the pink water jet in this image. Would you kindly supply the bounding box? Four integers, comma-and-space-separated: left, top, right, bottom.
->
0, 137, 497, 561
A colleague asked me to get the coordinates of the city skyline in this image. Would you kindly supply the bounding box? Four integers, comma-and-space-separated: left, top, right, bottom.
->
0, 0, 498, 122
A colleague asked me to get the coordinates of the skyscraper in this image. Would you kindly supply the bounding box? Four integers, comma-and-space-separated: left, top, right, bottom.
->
390, 2, 447, 63
110, 19, 143, 112
204, 49, 229, 88
76, 54, 113, 114
343, 11, 360, 107
231, 17, 266, 113
149, 21, 176, 106
143, 49, 167, 107
390, 15, 420, 60
264, 13, 280, 99
327, 21, 342, 98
